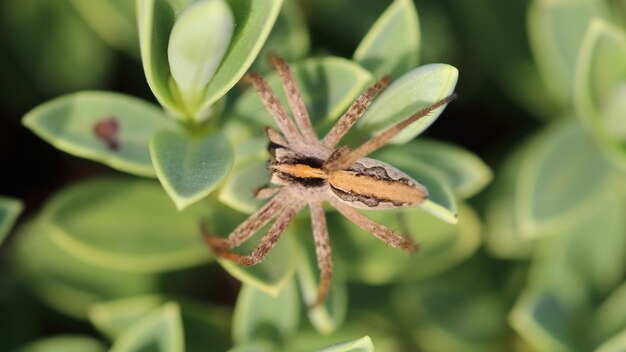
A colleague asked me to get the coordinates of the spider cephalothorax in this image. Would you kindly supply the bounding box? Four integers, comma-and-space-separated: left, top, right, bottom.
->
203, 55, 455, 307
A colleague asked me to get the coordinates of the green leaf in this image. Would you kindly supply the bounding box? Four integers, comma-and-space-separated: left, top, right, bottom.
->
44, 178, 212, 272
393, 269, 507, 352
12, 220, 159, 319
1, 0, 114, 94
216, 229, 300, 297
374, 148, 458, 223
332, 203, 480, 285
484, 141, 535, 259
515, 118, 613, 238
593, 283, 626, 346
150, 129, 234, 210
168, 0, 234, 113
353, 0, 420, 77
219, 161, 270, 214
510, 190, 625, 351
319, 336, 374, 352
295, 222, 347, 335
357, 64, 458, 144
251, 0, 310, 73
69, 0, 139, 56
23, 91, 173, 177
110, 302, 185, 352
228, 340, 276, 352
232, 281, 300, 345
90, 295, 165, 340
234, 56, 372, 133
15, 336, 106, 352
377, 139, 492, 199
137, 0, 193, 112
0, 196, 22, 246
90, 296, 232, 350
575, 19, 626, 172
596, 330, 626, 352
528, 0, 609, 105
198, 0, 284, 111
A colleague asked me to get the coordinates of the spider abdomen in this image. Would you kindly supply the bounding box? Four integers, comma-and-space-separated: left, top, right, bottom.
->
328, 158, 428, 209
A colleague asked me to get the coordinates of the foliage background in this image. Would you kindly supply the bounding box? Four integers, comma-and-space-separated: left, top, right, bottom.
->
1, 0, 625, 351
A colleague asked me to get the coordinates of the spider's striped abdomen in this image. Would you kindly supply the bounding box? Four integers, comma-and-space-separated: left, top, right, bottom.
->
328, 158, 428, 210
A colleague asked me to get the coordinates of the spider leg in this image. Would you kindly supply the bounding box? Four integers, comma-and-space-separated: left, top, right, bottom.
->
330, 198, 419, 253
322, 75, 392, 148
309, 201, 332, 308
244, 72, 302, 145
254, 186, 280, 200
325, 94, 457, 172
202, 192, 287, 250
270, 55, 318, 143
265, 126, 289, 148
209, 203, 303, 266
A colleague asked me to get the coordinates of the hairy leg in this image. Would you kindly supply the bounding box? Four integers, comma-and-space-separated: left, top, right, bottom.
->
322, 75, 392, 148
255, 186, 280, 200
330, 198, 419, 253
202, 192, 287, 250
265, 126, 289, 148
309, 201, 332, 308
209, 203, 303, 266
325, 94, 457, 172
270, 55, 318, 143
244, 73, 302, 145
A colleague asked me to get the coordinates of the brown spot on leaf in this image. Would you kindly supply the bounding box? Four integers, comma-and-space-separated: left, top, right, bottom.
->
93, 116, 120, 150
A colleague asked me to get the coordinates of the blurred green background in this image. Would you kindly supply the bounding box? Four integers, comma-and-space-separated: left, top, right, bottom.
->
2, 0, 626, 351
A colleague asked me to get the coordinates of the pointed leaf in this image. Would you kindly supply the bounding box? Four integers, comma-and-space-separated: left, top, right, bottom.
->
69, 0, 139, 56
575, 19, 626, 171
234, 56, 372, 133
320, 336, 374, 352
0, 196, 22, 246
332, 203, 479, 285
90, 295, 165, 340
44, 178, 212, 272
295, 224, 347, 335
151, 129, 234, 210
357, 64, 458, 144
168, 0, 234, 112
23, 91, 173, 177
374, 148, 458, 223
392, 139, 492, 199
199, 0, 284, 111
219, 161, 270, 214
12, 220, 158, 319
596, 330, 626, 352
216, 231, 299, 297
528, 0, 609, 104
515, 119, 612, 238
251, 0, 310, 73
110, 302, 184, 352
232, 281, 300, 345
137, 0, 194, 112
354, 0, 420, 77
15, 336, 106, 352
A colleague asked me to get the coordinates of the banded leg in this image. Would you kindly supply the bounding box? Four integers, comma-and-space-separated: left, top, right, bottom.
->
210, 203, 303, 266
325, 94, 457, 172
330, 198, 419, 252
244, 73, 301, 145
270, 55, 318, 143
309, 201, 332, 308
202, 192, 287, 250
322, 75, 392, 148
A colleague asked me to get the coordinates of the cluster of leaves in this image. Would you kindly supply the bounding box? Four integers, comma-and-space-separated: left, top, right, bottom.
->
481, 0, 626, 351
5, 0, 626, 351
1, 0, 496, 351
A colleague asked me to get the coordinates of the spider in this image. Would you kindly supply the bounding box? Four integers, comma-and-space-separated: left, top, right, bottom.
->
203, 55, 456, 307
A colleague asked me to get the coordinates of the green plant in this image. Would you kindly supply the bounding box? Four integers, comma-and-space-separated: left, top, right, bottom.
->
7, 0, 625, 351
